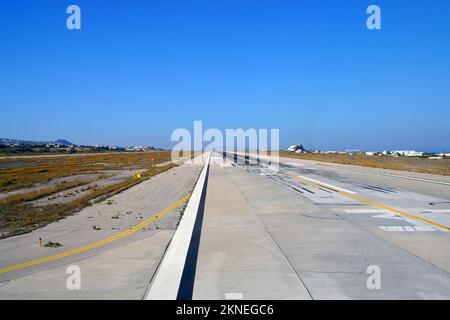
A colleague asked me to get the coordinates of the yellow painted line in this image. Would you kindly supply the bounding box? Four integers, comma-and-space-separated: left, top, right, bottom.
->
289, 174, 450, 231
0, 195, 190, 275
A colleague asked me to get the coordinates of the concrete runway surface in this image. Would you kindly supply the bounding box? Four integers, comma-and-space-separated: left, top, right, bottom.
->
0, 152, 449, 299
192, 152, 450, 299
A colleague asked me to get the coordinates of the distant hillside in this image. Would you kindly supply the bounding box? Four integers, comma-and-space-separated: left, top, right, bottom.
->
0, 138, 74, 146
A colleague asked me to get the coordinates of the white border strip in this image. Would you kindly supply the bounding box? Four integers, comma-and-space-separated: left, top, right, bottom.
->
146, 152, 211, 300
295, 174, 357, 194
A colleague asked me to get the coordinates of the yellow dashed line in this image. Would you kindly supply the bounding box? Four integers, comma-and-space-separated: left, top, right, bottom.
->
289, 174, 450, 231
0, 195, 190, 274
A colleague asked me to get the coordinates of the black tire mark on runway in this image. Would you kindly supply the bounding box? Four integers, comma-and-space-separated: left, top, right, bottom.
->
360, 185, 395, 193
300, 187, 315, 194
291, 187, 304, 194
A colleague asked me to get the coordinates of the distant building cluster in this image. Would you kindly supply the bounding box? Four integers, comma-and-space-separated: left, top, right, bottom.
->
125, 146, 158, 152
286, 144, 450, 159
0, 138, 163, 153
75, 144, 162, 152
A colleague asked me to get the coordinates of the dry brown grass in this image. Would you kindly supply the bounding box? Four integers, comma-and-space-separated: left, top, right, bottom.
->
0, 163, 176, 239
279, 152, 450, 176
0, 152, 174, 238
0, 151, 171, 192
0, 180, 88, 206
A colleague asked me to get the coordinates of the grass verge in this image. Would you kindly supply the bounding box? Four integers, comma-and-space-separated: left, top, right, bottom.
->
0, 180, 90, 206
0, 163, 176, 239
0, 151, 171, 192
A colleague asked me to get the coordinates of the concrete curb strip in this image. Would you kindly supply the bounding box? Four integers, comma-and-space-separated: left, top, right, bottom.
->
146, 152, 211, 300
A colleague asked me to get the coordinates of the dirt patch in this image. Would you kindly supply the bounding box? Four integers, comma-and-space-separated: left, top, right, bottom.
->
0, 174, 101, 201
0, 151, 171, 192
30, 169, 146, 206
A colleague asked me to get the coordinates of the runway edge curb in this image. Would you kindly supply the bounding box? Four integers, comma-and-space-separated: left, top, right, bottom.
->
145, 152, 211, 300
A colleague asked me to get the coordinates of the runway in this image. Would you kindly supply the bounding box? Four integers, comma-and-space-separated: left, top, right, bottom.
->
190, 152, 450, 299
1, 152, 449, 299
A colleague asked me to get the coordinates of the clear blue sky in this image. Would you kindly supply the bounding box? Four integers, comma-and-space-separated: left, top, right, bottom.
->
1, 0, 449, 151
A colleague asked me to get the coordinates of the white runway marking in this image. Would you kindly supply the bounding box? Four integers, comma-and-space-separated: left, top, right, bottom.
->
419, 209, 450, 213
375, 211, 442, 232
225, 293, 244, 300
379, 226, 438, 232
295, 174, 356, 194
346, 209, 388, 214
373, 213, 404, 220
285, 162, 307, 167
414, 226, 440, 232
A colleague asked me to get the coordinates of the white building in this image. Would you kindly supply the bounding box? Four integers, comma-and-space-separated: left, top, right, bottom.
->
287, 144, 304, 152
393, 150, 424, 157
